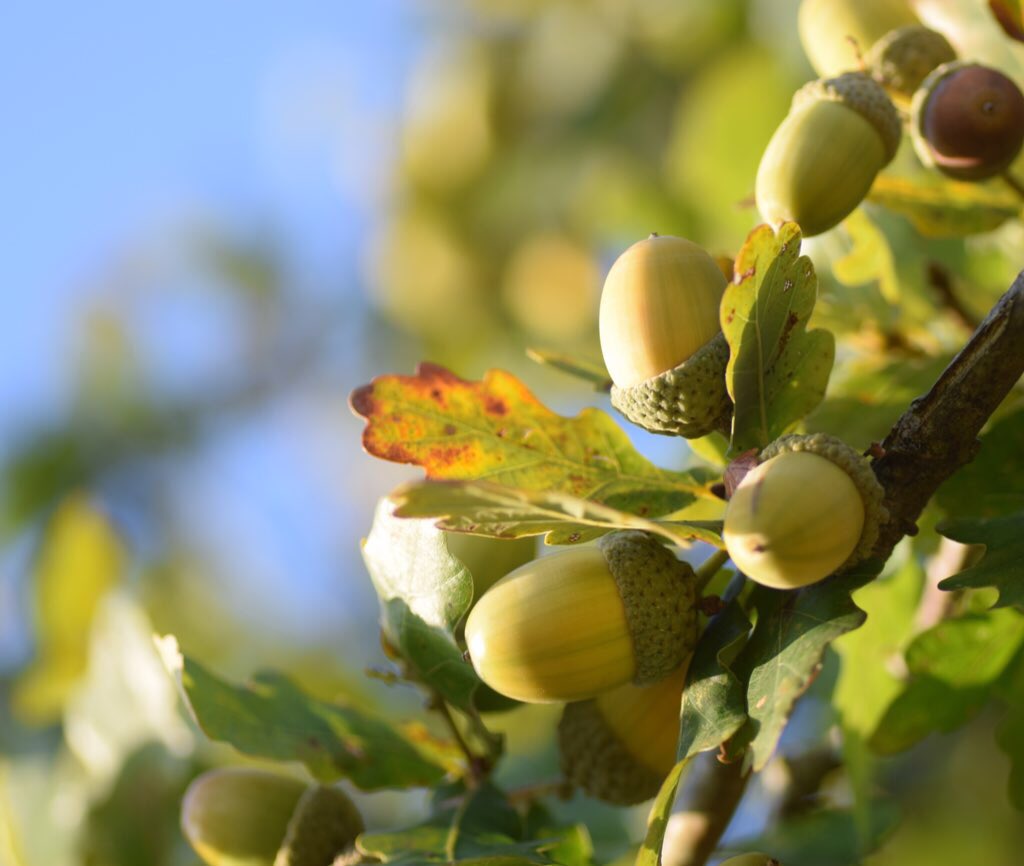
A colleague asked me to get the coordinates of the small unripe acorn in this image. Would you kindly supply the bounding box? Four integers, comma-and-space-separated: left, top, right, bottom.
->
756, 72, 901, 237
599, 234, 731, 438
181, 768, 364, 866
723, 434, 886, 590
867, 25, 956, 102
464, 531, 698, 703
719, 856, 781, 866
911, 61, 1024, 181
558, 662, 686, 805
798, 0, 917, 78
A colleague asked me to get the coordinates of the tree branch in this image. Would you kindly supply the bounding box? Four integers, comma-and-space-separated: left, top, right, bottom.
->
660, 753, 750, 866
872, 270, 1024, 557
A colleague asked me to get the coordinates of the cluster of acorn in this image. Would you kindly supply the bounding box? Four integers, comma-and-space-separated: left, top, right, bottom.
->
463, 230, 887, 812
758, 0, 1024, 237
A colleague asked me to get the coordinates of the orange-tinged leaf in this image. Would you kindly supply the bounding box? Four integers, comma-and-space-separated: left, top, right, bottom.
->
350, 363, 714, 519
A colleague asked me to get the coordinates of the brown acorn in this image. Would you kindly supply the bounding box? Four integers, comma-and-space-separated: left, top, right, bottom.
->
911, 61, 1024, 180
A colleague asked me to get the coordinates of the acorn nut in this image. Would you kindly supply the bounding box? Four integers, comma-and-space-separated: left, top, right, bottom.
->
558, 663, 687, 805
600, 234, 731, 438
181, 768, 364, 866
723, 434, 887, 590
464, 531, 698, 703
798, 0, 917, 78
867, 25, 956, 103
756, 72, 901, 237
911, 61, 1024, 181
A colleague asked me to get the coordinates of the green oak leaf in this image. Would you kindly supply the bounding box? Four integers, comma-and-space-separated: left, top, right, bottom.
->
722, 222, 835, 453
391, 479, 722, 547
937, 513, 1024, 610
677, 597, 751, 761
728, 562, 880, 770
869, 172, 1020, 237
362, 499, 480, 711
357, 783, 583, 865
870, 608, 1024, 754
350, 363, 713, 521
158, 637, 450, 790
995, 652, 1024, 810
634, 761, 687, 866
938, 410, 1024, 518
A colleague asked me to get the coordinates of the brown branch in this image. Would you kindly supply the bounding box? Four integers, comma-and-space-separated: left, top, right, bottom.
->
871, 270, 1024, 557
660, 753, 750, 866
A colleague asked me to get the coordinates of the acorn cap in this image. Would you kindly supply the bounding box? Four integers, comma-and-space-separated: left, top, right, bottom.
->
867, 25, 956, 100
610, 330, 731, 438
558, 698, 666, 805
558, 663, 687, 805
275, 785, 365, 866
718, 855, 781, 866
792, 72, 902, 163
910, 61, 1024, 180
758, 433, 887, 566
600, 531, 698, 685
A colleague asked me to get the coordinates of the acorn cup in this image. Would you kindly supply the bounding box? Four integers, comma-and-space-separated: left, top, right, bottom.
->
464, 531, 699, 703
798, 0, 917, 78
558, 662, 687, 805
722, 433, 887, 590
756, 72, 901, 237
599, 234, 732, 439
867, 25, 956, 104
910, 61, 1024, 181
180, 768, 364, 866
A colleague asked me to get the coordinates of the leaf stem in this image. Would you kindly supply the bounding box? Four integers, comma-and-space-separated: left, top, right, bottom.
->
431, 695, 486, 784
695, 549, 731, 594
1002, 170, 1024, 202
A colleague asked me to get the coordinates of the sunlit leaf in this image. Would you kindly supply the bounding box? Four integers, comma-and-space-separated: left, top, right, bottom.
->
391, 480, 722, 547
159, 638, 451, 790
362, 499, 480, 711
350, 363, 713, 519
869, 173, 1020, 237
937, 513, 1024, 610
832, 210, 900, 305
870, 609, 1024, 754
12, 493, 125, 725
728, 563, 880, 770
722, 223, 835, 453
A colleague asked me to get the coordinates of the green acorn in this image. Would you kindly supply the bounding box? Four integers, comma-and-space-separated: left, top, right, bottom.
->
911, 61, 1024, 180
723, 434, 887, 590
798, 0, 917, 78
756, 72, 901, 237
464, 531, 698, 703
600, 234, 731, 438
180, 768, 364, 866
867, 25, 956, 103
558, 663, 686, 805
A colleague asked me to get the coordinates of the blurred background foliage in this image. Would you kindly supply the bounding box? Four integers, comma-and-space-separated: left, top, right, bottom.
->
2, 1, 1024, 864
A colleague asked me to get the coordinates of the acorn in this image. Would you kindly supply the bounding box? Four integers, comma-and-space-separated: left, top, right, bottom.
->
558, 662, 686, 805
910, 61, 1024, 181
464, 531, 698, 703
719, 856, 781, 866
867, 25, 956, 103
756, 72, 901, 237
798, 0, 917, 78
181, 768, 364, 866
722, 434, 887, 590
599, 234, 731, 439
